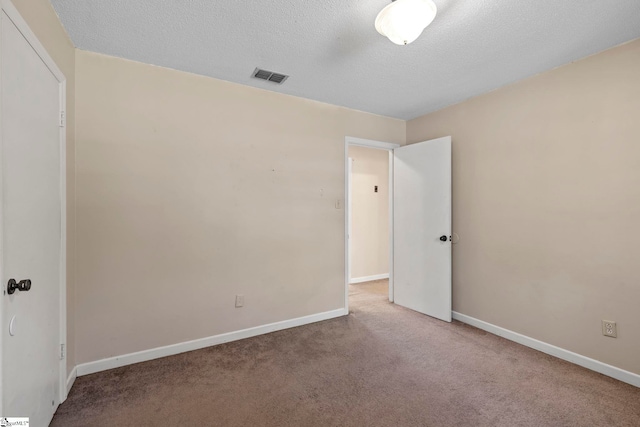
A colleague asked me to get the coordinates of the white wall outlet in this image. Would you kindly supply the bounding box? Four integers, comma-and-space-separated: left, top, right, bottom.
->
335, 199, 342, 209
602, 320, 617, 338
235, 295, 244, 308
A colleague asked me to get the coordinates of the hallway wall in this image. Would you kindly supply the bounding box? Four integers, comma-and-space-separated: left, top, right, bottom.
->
348, 146, 389, 280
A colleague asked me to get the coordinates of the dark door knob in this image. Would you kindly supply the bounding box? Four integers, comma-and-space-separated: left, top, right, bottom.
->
7, 279, 31, 295
439, 235, 447, 242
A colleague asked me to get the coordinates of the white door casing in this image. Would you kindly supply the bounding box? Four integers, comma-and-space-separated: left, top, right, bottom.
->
0, 0, 67, 424
393, 136, 452, 322
347, 157, 353, 282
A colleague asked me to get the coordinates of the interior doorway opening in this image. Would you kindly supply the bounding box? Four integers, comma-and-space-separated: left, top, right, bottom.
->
348, 146, 391, 303
344, 137, 399, 313
345, 135, 452, 320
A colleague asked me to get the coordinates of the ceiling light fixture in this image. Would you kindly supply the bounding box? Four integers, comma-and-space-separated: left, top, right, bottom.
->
375, 0, 437, 46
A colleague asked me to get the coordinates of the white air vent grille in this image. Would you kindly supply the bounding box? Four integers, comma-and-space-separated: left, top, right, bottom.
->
252, 68, 289, 84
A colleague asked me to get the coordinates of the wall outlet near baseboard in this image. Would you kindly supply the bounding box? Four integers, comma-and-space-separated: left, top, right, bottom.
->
235, 295, 244, 308
602, 320, 617, 338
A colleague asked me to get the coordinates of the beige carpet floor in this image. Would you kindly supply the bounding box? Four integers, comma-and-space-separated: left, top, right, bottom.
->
52, 280, 640, 426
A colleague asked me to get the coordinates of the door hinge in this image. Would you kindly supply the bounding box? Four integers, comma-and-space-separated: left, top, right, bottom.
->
59, 111, 66, 128
60, 343, 65, 360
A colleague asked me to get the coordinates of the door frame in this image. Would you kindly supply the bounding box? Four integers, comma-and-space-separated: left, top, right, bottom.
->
344, 137, 400, 313
0, 0, 68, 413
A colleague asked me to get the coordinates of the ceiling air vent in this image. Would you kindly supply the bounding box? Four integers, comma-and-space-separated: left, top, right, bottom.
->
252, 68, 289, 84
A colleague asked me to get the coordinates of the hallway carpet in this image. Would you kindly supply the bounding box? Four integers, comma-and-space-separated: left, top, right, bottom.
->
52, 280, 640, 426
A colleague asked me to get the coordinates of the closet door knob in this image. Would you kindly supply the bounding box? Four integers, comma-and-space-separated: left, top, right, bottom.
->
7, 279, 31, 295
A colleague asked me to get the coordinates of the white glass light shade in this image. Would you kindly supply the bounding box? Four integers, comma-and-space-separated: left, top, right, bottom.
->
375, 0, 437, 45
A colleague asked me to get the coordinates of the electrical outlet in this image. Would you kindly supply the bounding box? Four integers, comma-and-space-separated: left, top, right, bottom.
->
235, 295, 244, 308
602, 320, 617, 338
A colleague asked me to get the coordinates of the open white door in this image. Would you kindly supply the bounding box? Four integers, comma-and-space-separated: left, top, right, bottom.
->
1, 2, 66, 425
393, 136, 451, 322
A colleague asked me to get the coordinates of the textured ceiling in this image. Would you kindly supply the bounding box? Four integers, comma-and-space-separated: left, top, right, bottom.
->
50, 0, 640, 120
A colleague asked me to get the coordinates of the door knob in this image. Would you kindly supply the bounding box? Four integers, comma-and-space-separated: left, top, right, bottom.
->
439, 235, 447, 242
7, 279, 31, 295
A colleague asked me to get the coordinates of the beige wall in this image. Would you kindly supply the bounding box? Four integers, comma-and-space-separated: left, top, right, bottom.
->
348, 146, 389, 279
407, 39, 640, 374
12, 0, 76, 373
74, 50, 405, 364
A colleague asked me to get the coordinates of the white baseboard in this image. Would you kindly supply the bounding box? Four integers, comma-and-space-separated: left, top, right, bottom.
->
76, 308, 347, 377
452, 311, 640, 388
66, 366, 77, 395
350, 273, 389, 284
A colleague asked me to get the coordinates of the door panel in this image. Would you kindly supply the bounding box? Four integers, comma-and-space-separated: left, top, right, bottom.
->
393, 136, 451, 322
1, 9, 62, 425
